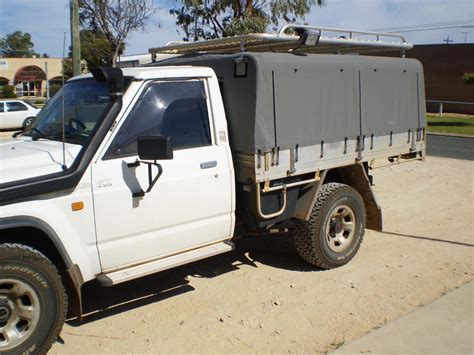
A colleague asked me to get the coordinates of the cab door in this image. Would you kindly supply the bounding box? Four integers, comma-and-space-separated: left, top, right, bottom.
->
91, 79, 233, 270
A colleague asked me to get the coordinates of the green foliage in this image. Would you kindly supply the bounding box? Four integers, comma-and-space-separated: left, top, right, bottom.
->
0, 31, 39, 57
62, 59, 73, 78
0, 85, 17, 98
49, 84, 63, 97
427, 114, 474, 136
64, 30, 114, 74
225, 10, 268, 37
62, 58, 87, 77
170, 0, 324, 41
463, 73, 474, 85
33, 98, 47, 105
270, 0, 317, 25
78, 0, 155, 66
79, 30, 124, 69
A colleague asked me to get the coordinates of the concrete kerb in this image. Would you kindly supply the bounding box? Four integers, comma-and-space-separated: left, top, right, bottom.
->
329, 280, 474, 355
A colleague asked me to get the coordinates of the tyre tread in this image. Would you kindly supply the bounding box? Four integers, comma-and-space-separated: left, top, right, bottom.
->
294, 182, 365, 269
0, 243, 67, 355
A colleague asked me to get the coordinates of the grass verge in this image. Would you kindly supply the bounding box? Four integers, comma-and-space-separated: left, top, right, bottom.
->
426, 114, 474, 136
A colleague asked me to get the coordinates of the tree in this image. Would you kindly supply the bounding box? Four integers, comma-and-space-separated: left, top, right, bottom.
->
170, 0, 325, 41
0, 31, 39, 57
78, 0, 155, 66
69, 30, 124, 69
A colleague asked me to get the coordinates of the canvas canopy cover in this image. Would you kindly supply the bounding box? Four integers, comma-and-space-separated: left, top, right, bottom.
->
153, 52, 425, 155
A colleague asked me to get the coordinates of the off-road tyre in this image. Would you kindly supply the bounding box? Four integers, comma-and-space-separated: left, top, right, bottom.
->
0, 243, 67, 355
294, 182, 366, 269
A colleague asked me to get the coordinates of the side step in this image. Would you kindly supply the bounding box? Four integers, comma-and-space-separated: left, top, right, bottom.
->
97, 241, 234, 286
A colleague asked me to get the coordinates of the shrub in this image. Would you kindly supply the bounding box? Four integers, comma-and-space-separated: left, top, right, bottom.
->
463, 73, 474, 85
49, 84, 62, 97
34, 98, 47, 105
0, 85, 17, 98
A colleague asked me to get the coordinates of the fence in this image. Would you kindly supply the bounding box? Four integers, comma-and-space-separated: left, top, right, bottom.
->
426, 100, 474, 117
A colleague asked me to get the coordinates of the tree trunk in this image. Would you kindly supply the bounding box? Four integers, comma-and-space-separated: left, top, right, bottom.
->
246, 0, 253, 15
111, 46, 120, 67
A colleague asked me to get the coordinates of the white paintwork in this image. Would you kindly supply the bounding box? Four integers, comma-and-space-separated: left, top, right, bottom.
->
0, 138, 81, 183
0, 170, 102, 281
93, 145, 234, 270
117, 53, 177, 67
91, 76, 235, 271
0, 100, 40, 130
70, 66, 214, 84
102, 241, 234, 285
0, 67, 235, 283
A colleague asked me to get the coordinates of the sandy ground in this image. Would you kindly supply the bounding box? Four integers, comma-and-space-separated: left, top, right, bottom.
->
44, 154, 472, 354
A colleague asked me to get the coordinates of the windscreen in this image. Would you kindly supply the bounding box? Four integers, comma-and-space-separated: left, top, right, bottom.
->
21, 78, 111, 145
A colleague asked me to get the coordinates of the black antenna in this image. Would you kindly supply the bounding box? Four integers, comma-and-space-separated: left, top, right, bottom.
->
61, 32, 67, 170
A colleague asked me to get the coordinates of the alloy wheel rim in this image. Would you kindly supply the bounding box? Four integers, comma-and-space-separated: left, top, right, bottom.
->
325, 204, 356, 253
0, 279, 41, 351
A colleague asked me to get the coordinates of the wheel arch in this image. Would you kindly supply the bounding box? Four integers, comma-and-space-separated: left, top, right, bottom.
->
0, 216, 84, 319
295, 163, 383, 231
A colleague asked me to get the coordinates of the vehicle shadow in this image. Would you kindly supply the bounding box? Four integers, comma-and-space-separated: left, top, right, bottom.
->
427, 121, 470, 127
67, 233, 316, 326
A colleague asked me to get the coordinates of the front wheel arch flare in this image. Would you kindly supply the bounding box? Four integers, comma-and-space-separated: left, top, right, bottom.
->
0, 217, 83, 318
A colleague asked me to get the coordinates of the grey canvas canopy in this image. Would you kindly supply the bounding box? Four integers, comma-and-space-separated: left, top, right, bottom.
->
153, 52, 425, 155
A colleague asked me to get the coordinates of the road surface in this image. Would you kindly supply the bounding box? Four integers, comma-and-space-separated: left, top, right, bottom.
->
427, 134, 474, 160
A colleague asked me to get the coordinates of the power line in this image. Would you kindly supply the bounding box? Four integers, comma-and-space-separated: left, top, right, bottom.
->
390, 24, 474, 33
370, 19, 474, 32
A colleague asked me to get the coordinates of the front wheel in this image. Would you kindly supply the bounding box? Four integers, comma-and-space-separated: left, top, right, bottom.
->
0, 244, 67, 355
294, 182, 366, 269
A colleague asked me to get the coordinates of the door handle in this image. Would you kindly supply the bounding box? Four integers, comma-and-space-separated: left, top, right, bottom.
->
200, 161, 217, 169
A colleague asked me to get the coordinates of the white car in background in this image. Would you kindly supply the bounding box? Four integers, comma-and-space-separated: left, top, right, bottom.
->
0, 99, 40, 130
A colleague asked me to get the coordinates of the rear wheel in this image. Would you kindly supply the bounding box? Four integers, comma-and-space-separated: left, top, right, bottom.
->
22, 117, 35, 129
294, 183, 366, 269
0, 244, 67, 355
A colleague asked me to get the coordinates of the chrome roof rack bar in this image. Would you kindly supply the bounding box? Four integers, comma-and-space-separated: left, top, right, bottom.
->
278, 24, 410, 46
149, 24, 413, 59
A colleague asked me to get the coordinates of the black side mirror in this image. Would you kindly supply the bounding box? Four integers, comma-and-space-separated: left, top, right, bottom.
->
137, 135, 173, 161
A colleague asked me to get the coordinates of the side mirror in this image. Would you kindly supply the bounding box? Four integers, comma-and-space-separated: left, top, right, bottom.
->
137, 135, 173, 161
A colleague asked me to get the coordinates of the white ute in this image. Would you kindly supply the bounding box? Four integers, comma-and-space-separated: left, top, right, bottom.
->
0, 25, 425, 354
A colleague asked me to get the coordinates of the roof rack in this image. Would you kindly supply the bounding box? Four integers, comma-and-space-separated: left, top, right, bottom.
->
149, 24, 413, 59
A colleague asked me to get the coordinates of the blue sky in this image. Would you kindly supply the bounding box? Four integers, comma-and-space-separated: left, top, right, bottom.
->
0, 0, 473, 58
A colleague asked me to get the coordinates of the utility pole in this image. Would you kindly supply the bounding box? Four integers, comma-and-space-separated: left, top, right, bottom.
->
443, 35, 453, 44
461, 31, 469, 43
70, 0, 81, 76
45, 62, 50, 99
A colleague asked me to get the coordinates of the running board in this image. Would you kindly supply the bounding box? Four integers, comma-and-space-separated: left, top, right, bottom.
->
97, 241, 234, 287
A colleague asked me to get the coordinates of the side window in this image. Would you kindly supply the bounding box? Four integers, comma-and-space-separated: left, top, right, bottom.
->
7, 101, 28, 112
105, 80, 211, 159
7, 101, 27, 112
0, 103, 4, 113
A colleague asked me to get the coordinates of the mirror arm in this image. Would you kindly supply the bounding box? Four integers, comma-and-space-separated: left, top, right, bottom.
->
127, 159, 163, 197
146, 161, 163, 193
